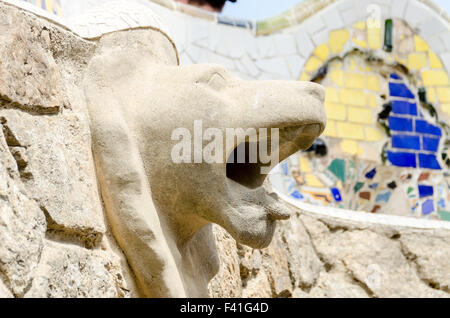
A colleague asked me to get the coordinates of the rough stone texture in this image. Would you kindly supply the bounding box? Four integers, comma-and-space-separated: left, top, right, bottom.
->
209, 208, 450, 298
208, 225, 242, 298
25, 241, 125, 298
0, 126, 46, 297
0, 1, 449, 299
0, 4, 65, 112
0, 2, 135, 298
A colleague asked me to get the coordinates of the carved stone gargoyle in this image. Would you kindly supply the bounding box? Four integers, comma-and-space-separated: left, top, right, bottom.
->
80, 2, 326, 297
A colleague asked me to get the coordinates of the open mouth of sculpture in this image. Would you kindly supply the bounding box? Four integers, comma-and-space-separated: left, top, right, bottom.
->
226, 123, 323, 190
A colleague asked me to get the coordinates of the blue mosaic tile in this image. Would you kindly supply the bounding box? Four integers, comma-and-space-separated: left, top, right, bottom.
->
418, 185, 434, 198
218, 15, 252, 28
331, 188, 342, 202
390, 73, 402, 80
415, 120, 442, 136
376, 191, 392, 203
391, 100, 417, 116
392, 135, 420, 150
388, 117, 413, 132
438, 198, 445, 209
422, 199, 434, 215
418, 153, 441, 170
365, 168, 377, 179
387, 151, 416, 168
389, 83, 415, 99
369, 183, 379, 189
422, 136, 440, 152
282, 161, 289, 175
290, 190, 304, 200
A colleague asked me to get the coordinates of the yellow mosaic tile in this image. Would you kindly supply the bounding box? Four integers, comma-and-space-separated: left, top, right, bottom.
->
429, 52, 443, 69
336, 122, 365, 140
437, 87, 450, 103
414, 35, 430, 52
305, 174, 324, 187
349, 57, 358, 72
299, 72, 310, 81
442, 104, 450, 115
353, 21, 366, 30
299, 156, 311, 173
323, 120, 337, 137
353, 38, 367, 48
367, 75, 380, 92
365, 126, 384, 141
325, 102, 347, 121
314, 44, 330, 61
325, 87, 340, 103
422, 70, 450, 86
329, 29, 349, 54
345, 73, 365, 89
340, 89, 366, 106
394, 54, 407, 66
340, 139, 363, 156
348, 107, 373, 124
367, 94, 378, 108
408, 53, 427, 70
367, 26, 381, 50
427, 87, 437, 103
329, 69, 344, 86
330, 61, 343, 70
304, 56, 323, 73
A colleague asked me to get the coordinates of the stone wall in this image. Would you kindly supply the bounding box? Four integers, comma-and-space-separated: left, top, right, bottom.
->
0, 1, 448, 298
0, 2, 139, 298
209, 201, 450, 298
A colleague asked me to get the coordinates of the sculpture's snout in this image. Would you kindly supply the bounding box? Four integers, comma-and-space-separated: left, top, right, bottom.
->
237, 80, 326, 136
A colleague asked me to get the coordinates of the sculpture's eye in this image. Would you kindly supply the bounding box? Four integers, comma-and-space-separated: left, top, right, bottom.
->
207, 72, 227, 91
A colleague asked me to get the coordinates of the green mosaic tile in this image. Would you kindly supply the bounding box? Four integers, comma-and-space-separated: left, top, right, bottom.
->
354, 182, 364, 193
328, 159, 346, 183
438, 211, 450, 221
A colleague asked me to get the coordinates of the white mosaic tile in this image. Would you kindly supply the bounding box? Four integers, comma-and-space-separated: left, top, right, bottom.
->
305, 15, 326, 36
240, 54, 261, 78
440, 51, 450, 73
339, 7, 359, 26
284, 54, 306, 79
417, 17, 448, 41
391, 0, 408, 19
273, 34, 298, 56
255, 57, 291, 78
184, 44, 204, 63
295, 27, 315, 58
404, 0, 434, 29
200, 51, 236, 70
179, 52, 194, 65
440, 31, 450, 51
427, 34, 447, 54
322, 5, 344, 30
256, 36, 277, 59
311, 28, 329, 46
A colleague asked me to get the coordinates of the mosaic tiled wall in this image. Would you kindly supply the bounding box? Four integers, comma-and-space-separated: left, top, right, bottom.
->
22, 0, 62, 15
32, 0, 450, 220
146, 0, 450, 220
277, 15, 450, 221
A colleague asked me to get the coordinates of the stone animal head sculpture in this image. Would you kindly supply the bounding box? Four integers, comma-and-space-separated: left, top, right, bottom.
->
79, 1, 326, 297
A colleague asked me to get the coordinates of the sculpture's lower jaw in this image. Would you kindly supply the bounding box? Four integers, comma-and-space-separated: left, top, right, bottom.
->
221, 180, 291, 248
